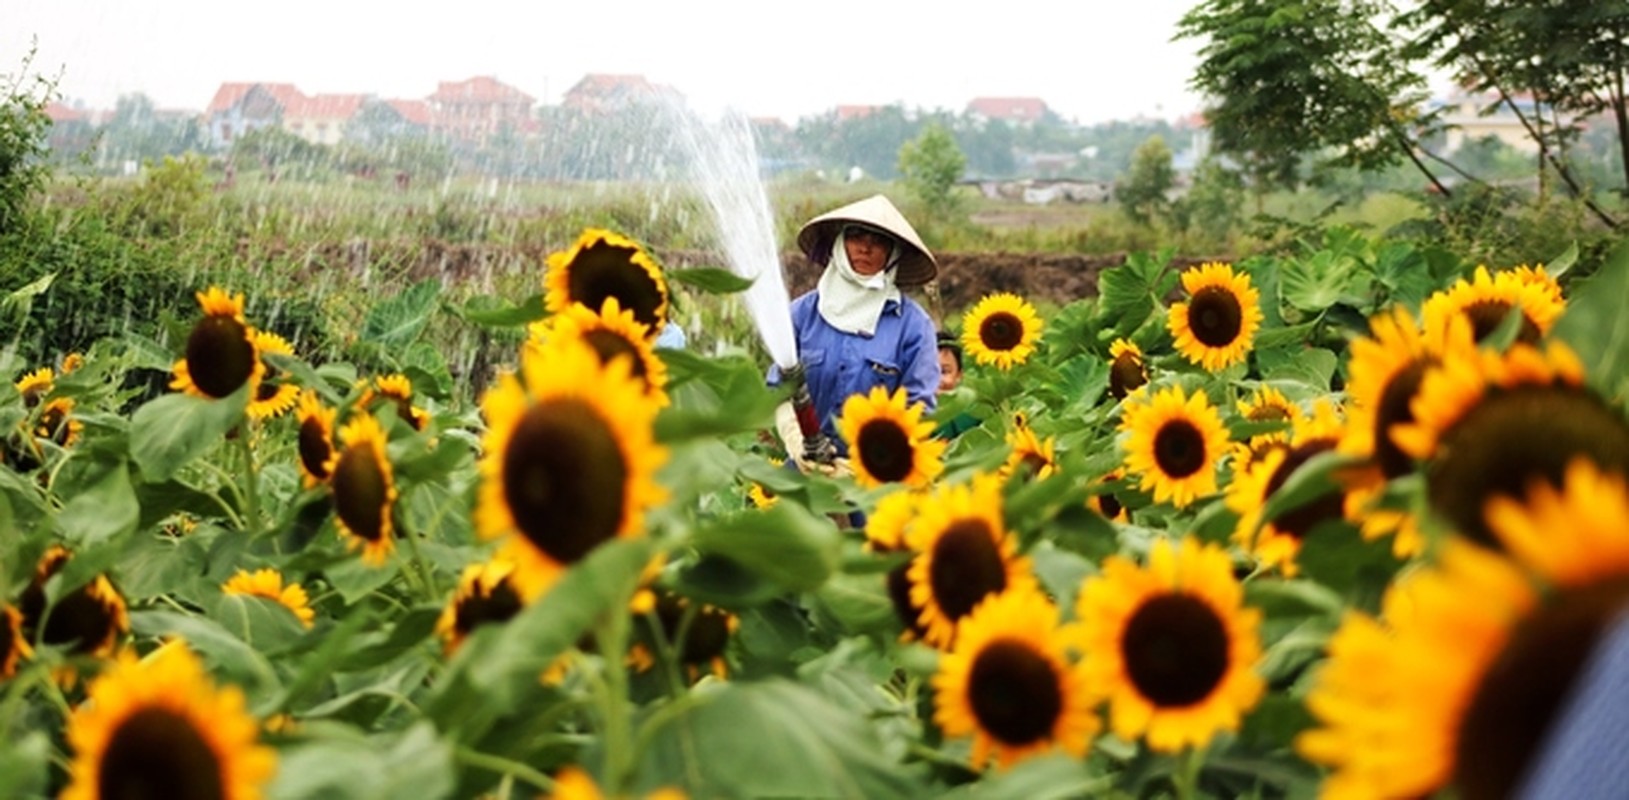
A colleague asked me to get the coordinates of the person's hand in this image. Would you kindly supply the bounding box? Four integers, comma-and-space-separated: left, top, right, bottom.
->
828, 458, 853, 479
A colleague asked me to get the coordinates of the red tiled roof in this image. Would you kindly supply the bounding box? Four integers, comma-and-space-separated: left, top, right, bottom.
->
207, 82, 306, 113
385, 99, 432, 126
45, 102, 87, 123
835, 104, 879, 121
429, 76, 534, 105
566, 73, 654, 97
288, 93, 366, 120
966, 96, 1048, 121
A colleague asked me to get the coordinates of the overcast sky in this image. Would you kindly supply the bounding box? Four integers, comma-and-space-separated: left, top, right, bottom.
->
8, 0, 1209, 123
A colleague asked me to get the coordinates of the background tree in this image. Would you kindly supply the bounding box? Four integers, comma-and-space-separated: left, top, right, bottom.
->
1118, 134, 1175, 225
1177, 0, 1448, 201
0, 48, 53, 235
100, 93, 204, 171
897, 122, 967, 219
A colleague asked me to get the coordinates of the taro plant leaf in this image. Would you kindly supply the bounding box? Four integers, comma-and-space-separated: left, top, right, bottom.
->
401, 342, 453, 400
1261, 347, 1338, 392
692, 502, 841, 593
1280, 250, 1361, 313
425, 537, 654, 743
458, 293, 546, 327
129, 383, 250, 482
1097, 250, 1169, 335
1555, 239, 1629, 399
946, 754, 1112, 800
667, 266, 755, 294
634, 679, 927, 799
361, 279, 441, 347
56, 461, 138, 546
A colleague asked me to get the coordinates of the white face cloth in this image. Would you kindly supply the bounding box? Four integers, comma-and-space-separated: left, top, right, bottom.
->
816, 231, 901, 336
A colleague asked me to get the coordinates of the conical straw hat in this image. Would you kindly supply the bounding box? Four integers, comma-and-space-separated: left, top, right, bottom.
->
796, 194, 937, 286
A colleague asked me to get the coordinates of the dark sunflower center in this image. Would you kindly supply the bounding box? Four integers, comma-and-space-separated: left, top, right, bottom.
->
1263, 439, 1345, 540
20, 573, 121, 656
929, 519, 1009, 623
886, 562, 926, 635
1373, 359, 1431, 479
566, 241, 666, 331
501, 398, 629, 565
856, 419, 915, 483
1246, 404, 1288, 423
1110, 353, 1147, 400
1455, 578, 1629, 800
1097, 490, 1124, 521
1188, 286, 1244, 347
0, 612, 18, 671
333, 444, 389, 543
255, 382, 280, 402
650, 591, 734, 664
39, 405, 67, 442
454, 578, 523, 637
1017, 452, 1051, 479
297, 418, 333, 481
978, 312, 1025, 352
20, 386, 43, 409
1121, 593, 1230, 707
582, 329, 649, 383
968, 639, 1064, 745
184, 315, 256, 399
1462, 300, 1541, 345
99, 706, 225, 800
1430, 386, 1629, 549
1153, 420, 1208, 479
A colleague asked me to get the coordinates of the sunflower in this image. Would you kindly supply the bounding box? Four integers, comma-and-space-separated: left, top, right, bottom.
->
171, 287, 264, 401
1229, 401, 1352, 576
906, 474, 1036, 650
61, 352, 84, 374
222, 568, 315, 629
1167, 262, 1263, 373
960, 293, 1043, 370
1087, 468, 1130, 523
543, 228, 670, 335
435, 559, 525, 654
14, 367, 52, 408
360, 374, 430, 432
476, 336, 667, 601
37, 396, 83, 448
867, 488, 921, 551
0, 605, 33, 680
1120, 385, 1230, 509
934, 588, 1097, 769
246, 331, 300, 421
746, 458, 783, 509
1392, 340, 1629, 548
1000, 420, 1057, 482
633, 589, 739, 682
548, 767, 687, 800
294, 390, 337, 488
837, 386, 946, 489
1422, 264, 1565, 346
1338, 307, 1475, 558
326, 413, 398, 566
1108, 338, 1148, 400
1231, 385, 1299, 474
1510, 262, 1565, 306
530, 296, 668, 404
19, 546, 129, 661
61, 640, 276, 800
1077, 537, 1263, 752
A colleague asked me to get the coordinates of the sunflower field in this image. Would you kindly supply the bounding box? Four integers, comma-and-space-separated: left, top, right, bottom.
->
1, 218, 1627, 800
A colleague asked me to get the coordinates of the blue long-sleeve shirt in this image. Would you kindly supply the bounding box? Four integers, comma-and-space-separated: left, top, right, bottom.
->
767, 291, 940, 457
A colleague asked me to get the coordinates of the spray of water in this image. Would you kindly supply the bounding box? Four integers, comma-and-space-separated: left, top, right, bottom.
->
668, 108, 799, 370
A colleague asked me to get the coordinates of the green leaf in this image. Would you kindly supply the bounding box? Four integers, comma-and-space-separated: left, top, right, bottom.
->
667, 266, 755, 294
1253, 450, 1358, 539
946, 754, 1111, 799
267, 723, 452, 800
1280, 250, 1360, 312
0, 731, 50, 798
459, 293, 546, 327
56, 461, 138, 546
634, 679, 926, 799
361, 279, 441, 347
129, 610, 282, 697
264, 351, 343, 404
1546, 241, 1579, 280
1261, 347, 1338, 391
693, 503, 841, 593
129, 384, 250, 482
809, 572, 898, 635
1555, 239, 1629, 398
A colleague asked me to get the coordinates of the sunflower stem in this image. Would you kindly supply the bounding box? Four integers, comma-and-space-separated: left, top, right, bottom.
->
597, 606, 636, 795
398, 512, 440, 601
234, 424, 262, 538
453, 746, 555, 793
1173, 745, 1205, 800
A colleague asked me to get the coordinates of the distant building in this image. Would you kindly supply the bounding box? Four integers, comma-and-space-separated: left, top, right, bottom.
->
43, 102, 101, 155
427, 76, 536, 143
1438, 88, 1547, 155
205, 82, 307, 149
282, 93, 367, 146
384, 99, 432, 128
834, 104, 881, 121
561, 73, 677, 114
966, 97, 1049, 125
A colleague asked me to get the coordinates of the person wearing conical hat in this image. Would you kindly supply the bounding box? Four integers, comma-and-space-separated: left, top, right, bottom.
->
770, 194, 941, 473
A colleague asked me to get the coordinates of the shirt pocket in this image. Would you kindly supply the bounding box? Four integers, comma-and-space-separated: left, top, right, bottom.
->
866, 356, 904, 391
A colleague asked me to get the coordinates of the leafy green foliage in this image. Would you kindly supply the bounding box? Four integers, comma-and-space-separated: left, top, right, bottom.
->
898, 123, 968, 220
1119, 135, 1175, 225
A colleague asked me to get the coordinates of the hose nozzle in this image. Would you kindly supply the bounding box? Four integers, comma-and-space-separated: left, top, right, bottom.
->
782, 363, 836, 465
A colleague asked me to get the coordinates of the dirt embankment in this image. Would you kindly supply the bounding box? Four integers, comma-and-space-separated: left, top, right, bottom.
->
272, 239, 1215, 310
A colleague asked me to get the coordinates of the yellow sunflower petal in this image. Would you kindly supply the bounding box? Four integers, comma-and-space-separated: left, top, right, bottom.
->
961, 293, 1044, 370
